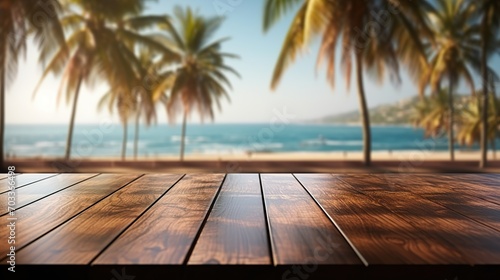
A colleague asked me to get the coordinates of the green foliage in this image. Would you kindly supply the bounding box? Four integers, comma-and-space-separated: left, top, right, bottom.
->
152, 6, 240, 123
457, 93, 500, 146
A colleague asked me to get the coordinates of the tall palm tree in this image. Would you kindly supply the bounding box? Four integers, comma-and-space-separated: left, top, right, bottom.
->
152, 7, 240, 161
263, 0, 431, 166
34, 0, 172, 160
476, 0, 500, 167
418, 0, 483, 161
457, 93, 500, 153
0, 0, 65, 168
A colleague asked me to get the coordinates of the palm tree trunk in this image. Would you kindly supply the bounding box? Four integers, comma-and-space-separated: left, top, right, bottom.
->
0, 68, 5, 169
495, 130, 499, 160
494, 94, 499, 160
480, 18, 489, 168
121, 120, 128, 161
133, 110, 140, 160
355, 54, 371, 166
180, 111, 188, 161
491, 138, 496, 160
495, 136, 498, 160
448, 81, 455, 161
65, 75, 83, 160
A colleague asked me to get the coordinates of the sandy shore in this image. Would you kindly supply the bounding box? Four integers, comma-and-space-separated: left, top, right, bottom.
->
5, 150, 500, 173
183, 150, 500, 161
11, 150, 492, 161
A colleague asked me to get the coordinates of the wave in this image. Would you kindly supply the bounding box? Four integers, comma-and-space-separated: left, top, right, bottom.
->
170, 136, 209, 144
8, 144, 34, 151
34, 141, 66, 148
300, 139, 362, 147
171, 135, 182, 142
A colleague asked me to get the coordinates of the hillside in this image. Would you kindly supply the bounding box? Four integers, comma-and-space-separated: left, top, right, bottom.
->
314, 95, 469, 125
314, 96, 418, 125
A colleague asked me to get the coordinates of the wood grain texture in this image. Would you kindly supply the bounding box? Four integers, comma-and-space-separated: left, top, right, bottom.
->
94, 174, 225, 265
423, 174, 500, 206
419, 192, 500, 232
0, 173, 97, 215
16, 174, 182, 264
260, 174, 361, 265
0, 173, 57, 194
377, 173, 500, 203
335, 174, 397, 192
0, 174, 140, 260
354, 189, 500, 264
4, 172, 500, 266
188, 174, 271, 265
296, 174, 470, 264
460, 174, 500, 185
377, 174, 500, 231
370, 174, 461, 195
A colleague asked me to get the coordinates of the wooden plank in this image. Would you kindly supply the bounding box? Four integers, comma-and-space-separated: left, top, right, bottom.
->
0, 173, 58, 194
0, 173, 98, 215
409, 191, 500, 233
260, 174, 361, 265
372, 173, 500, 203
16, 174, 183, 264
457, 174, 500, 188
338, 174, 400, 192
93, 174, 225, 265
295, 174, 470, 264
338, 174, 500, 228
188, 174, 271, 265
373, 174, 462, 195
354, 189, 500, 264
0, 174, 141, 260
425, 174, 500, 206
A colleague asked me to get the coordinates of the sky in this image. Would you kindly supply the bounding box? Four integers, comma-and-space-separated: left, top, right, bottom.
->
6, 0, 499, 125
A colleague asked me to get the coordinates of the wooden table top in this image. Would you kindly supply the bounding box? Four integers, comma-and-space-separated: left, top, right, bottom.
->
1, 173, 499, 279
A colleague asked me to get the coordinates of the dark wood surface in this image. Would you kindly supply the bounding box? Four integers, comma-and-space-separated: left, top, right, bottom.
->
364, 175, 500, 263
0, 173, 57, 194
94, 174, 225, 264
419, 192, 500, 231
0, 174, 140, 259
0, 173, 98, 215
295, 174, 467, 264
188, 174, 271, 265
16, 174, 182, 264
2, 173, 500, 267
261, 174, 361, 265
418, 174, 500, 205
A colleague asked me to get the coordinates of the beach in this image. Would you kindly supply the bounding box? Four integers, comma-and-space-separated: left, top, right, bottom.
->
5, 124, 499, 173
8, 150, 500, 173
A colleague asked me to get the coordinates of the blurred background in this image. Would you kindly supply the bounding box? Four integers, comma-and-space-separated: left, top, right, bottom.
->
1, 0, 499, 171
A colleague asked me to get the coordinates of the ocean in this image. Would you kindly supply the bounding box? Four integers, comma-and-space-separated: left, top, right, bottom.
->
4, 123, 496, 158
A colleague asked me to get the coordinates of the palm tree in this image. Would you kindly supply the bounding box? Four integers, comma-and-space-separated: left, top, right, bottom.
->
152, 7, 240, 161
98, 90, 136, 160
476, 0, 500, 167
0, 0, 65, 168
418, 0, 483, 161
262, 0, 431, 166
131, 50, 166, 160
34, 0, 172, 160
457, 93, 500, 155
413, 89, 453, 139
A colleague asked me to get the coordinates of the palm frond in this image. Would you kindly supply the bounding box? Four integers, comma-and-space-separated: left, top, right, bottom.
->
263, 0, 302, 32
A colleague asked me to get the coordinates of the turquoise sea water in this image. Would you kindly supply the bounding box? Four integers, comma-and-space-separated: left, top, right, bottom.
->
4, 123, 497, 158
